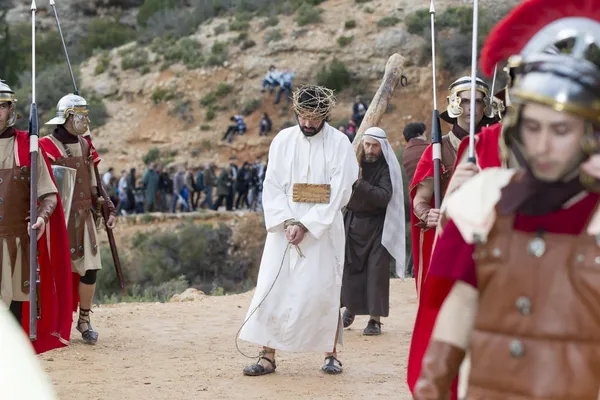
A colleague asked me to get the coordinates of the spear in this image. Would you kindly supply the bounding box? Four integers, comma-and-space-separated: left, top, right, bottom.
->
467, 0, 480, 164
49, 0, 125, 289
429, 0, 441, 208
28, 0, 40, 341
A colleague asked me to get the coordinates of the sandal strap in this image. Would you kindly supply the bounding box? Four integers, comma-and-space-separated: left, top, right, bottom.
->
259, 356, 276, 369
324, 355, 342, 367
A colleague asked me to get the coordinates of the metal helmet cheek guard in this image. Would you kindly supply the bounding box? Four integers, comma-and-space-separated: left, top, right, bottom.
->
0, 81, 19, 128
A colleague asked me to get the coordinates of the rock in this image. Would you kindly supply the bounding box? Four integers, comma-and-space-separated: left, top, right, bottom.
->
169, 288, 206, 303
375, 28, 425, 59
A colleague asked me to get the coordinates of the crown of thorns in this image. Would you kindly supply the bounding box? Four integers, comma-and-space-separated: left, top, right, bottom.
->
292, 85, 337, 120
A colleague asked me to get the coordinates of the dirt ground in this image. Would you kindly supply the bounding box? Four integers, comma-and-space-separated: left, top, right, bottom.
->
40, 279, 417, 400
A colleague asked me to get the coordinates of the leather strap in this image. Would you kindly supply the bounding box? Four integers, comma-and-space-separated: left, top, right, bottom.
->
85, 211, 98, 256
414, 340, 466, 400
20, 234, 30, 294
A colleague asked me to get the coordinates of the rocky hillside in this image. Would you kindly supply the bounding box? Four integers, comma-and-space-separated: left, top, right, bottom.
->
7, 0, 519, 172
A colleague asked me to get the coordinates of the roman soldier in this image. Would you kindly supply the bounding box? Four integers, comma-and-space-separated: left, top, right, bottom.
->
413, 0, 600, 398
0, 81, 73, 353
40, 94, 116, 345
409, 76, 496, 297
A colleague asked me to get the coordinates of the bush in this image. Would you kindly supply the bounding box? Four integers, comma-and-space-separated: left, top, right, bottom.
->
264, 28, 283, 43
78, 18, 136, 58
405, 8, 430, 35
121, 49, 149, 70
151, 87, 176, 103
143, 147, 161, 165
262, 15, 279, 28
162, 38, 204, 69
230, 19, 250, 31
214, 23, 227, 35
138, 8, 199, 44
200, 124, 211, 131
206, 108, 216, 121
337, 35, 354, 47
241, 98, 262, 116
205, 41, 228, 66
94, 51, 111, 75
200, 92, 217, 107
316, 58, 351, 92
215, 82, 233, 98
88, 95, 109, 128
168, 98, 194, 124
377, 16, 400, 27
295, 3, 321, 26
137, 0, 176, 27
364, 6, 374, 13
241, 39, 257, 50
355, 0, 371, 3
344, 19, 356, 29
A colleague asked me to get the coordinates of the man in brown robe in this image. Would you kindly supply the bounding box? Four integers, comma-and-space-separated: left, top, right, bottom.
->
341, 127, 405, 336
402, 122, 429, 185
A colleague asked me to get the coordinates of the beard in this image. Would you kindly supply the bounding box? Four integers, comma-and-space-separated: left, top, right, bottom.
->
296, 115, 325, 137
364, 153, 381, 163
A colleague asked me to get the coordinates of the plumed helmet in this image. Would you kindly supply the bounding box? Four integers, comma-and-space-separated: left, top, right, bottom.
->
45, 94, 88, 125
0, 80, 18, 128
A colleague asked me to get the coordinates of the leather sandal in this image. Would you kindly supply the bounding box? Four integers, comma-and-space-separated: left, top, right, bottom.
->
342, 309, 355, 328
321, 355, 343, 374
76, 308, 99, 345
243, 351, 276, 376
363, 319, 382, 336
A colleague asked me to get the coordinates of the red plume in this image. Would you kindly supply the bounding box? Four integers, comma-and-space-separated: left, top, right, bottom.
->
479, 0, 600, 76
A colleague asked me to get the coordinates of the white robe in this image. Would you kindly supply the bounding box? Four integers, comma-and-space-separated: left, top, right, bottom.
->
239, 123, 359, 353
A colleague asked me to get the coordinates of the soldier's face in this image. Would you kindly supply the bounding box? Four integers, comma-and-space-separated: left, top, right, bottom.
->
65, 111, 90, 136
0, 102, 13, 132
363, 136, 382, 162
520, 103, 586, 182
457, 90, 484, 128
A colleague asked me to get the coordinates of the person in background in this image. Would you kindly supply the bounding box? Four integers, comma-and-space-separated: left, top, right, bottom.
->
200, 162, 216, 210
261, 65, 280, 94
259, 113, 273, 136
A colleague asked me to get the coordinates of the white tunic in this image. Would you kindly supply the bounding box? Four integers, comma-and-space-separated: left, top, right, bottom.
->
239, 123, 359, 353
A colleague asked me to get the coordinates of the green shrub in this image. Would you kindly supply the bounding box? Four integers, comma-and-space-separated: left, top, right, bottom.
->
200, 92, 217, 107
206, 108, 216, 121
316, 58, 351, 92
234, 31, 249, 44
214, 23, 227, 35
337, 35, 354, 47
204, 41, 228, 66
88, 95, 109, 128
241, 40, 256, 50
168, 99, 194, 124
121, 49, 149, 70
377, 16, 400, 27
162, 38, 204, 69
138, 8, 199, 44
405, 9, 430, 35
143, 147, 161, 165
230, 19, 250, 31
344, 19, 356, 29
137, 0, 176, 27
295, 3, 322, 26
215, 82, 233, 98
241, 98, 262, 116
262, 15, 279, 28
151, 87, 176, 104
364, 6, 374, 13
355, 0, 371, 3
94, 51, 111, 75
200, 124, 211, 131
78, 18, 136, 58
264, 28, 283, 43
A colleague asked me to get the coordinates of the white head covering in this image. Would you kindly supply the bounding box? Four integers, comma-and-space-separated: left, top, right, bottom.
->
362, 127, 406, 278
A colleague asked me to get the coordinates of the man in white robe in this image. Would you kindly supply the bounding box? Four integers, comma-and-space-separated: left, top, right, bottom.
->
239, 85, 359, 376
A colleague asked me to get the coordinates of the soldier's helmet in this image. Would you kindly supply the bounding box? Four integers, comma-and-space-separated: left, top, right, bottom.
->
45, 94, 88, 125
440, 76, 498, 126
0, 81, 18, 128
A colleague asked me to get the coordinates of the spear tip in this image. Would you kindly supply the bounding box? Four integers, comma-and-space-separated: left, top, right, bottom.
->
49, 0, 56, 5
429, 0, 435, 14
30, 0, 36, 11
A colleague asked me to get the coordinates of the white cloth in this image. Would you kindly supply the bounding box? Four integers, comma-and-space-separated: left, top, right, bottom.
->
239, 123, 359, 353
0, 304, 58, 400
362, 127, 406, 278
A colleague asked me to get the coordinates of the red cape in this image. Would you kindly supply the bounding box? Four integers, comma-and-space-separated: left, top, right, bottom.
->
407, 123, 502, 398
14, 130, 73, 354
39, 135, 102, 312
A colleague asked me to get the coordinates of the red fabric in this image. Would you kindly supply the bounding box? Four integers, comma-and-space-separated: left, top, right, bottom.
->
455, 124, 503, 170
407, 192, 599, 397
480, 0, 599, 76
13, 130, 73, 354
409, 144, 441, 295
39, 136, 83, 312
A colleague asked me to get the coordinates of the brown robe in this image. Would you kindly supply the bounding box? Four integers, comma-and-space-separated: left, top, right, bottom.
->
402, 138, 429, 185
341, 156, 392, 317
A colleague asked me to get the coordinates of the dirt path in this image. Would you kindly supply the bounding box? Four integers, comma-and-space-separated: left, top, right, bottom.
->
40, 279, 417, 400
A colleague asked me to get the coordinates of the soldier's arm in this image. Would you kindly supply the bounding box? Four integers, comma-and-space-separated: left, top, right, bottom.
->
413, 179, 434, 225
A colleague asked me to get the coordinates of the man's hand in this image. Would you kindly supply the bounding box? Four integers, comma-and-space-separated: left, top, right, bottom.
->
285, 225, 305, 246
427, 208, 441, 228
451, 163, 479, 191
28, 216, 46, 241
106, 215, 117, 229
